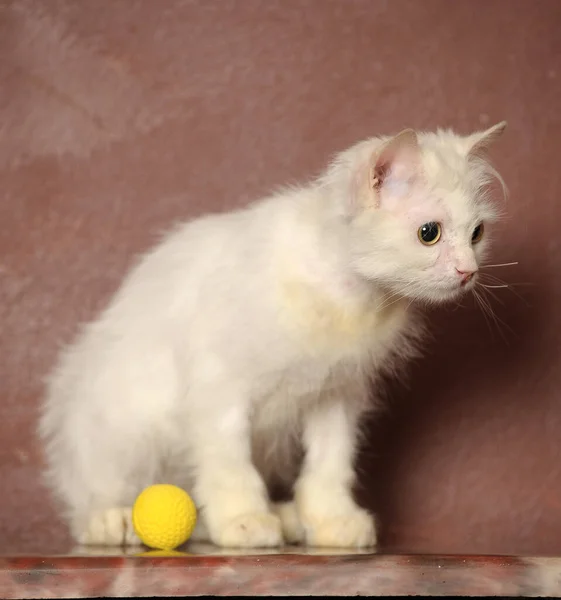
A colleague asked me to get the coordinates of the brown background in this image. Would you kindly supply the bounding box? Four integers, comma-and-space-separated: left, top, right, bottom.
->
1, 0, 560, 555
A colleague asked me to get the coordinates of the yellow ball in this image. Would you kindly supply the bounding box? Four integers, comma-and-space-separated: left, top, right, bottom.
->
132, 484, 197, 550
135, 550, 191, 557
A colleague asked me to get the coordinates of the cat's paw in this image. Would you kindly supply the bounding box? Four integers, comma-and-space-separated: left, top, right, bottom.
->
272, 501, 305, 544
77, 507, 142, 547
213, 512, 283, 548
301, 507, 377, 548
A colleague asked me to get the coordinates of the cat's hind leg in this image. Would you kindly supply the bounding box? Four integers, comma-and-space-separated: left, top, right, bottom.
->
77, 507, 140, 546
41, 392, 162, 547
60, 448, 154, 547
41, 339, 180, 547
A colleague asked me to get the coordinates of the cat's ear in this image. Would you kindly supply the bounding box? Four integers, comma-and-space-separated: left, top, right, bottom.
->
463, 121, 507, 158
350, 129, 421, 212
370, 129, 420, 186
366, 129, 421, 207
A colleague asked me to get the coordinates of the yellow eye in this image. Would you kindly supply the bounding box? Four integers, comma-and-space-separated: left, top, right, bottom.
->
472, 223, 484, 244
417, 222, 441, 245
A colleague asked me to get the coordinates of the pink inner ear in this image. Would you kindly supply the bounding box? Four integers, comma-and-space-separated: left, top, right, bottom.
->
372, 129, 420, 186
373, 158, 391, 184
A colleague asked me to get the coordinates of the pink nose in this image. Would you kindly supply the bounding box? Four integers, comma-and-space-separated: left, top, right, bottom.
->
456, 268, 476, 284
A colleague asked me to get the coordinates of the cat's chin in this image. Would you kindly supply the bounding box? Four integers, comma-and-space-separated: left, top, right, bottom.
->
424, 286, 472, 305
398, 284, 471, 305
379, 277, 477, 306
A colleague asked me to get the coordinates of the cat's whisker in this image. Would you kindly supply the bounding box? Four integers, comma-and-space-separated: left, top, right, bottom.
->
376, 294, 408, 312
473, 289, 493, 329
480, 261, 519, 269
473, 288, 492, 321
474, 289, 507, 343
474, 285, 516, 344
481, 280, 533, 289
476, 283, 505, 307
480, 273, 512, 284
478, 272, 533, 288
375, 292, 400, 312
376, 281, 418, 311
472, 288, 495, 338
478, 273, 531, 306
449, 299, 465, 312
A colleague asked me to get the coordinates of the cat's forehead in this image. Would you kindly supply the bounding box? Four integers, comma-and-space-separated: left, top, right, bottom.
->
406, 187, 481, 228
413, 168, 493, 228
420, 144, 471, 192
427, 180, 493, 222
418, 139, 496, 215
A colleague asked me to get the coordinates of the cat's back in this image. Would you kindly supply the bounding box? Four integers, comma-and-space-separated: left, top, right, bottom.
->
87, 197, 285, 328
45, 196, 287, 387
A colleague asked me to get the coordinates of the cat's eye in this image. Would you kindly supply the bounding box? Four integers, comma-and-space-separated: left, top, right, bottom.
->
417, 222, 441, 246
471, 223, 484, 244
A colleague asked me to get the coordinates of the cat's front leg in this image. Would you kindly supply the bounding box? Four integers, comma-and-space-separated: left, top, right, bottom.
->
294, 399, 376, 548
191, 388, 282, 548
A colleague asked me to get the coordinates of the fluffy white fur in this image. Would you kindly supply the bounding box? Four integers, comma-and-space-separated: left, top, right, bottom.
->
39, 122, 506, 549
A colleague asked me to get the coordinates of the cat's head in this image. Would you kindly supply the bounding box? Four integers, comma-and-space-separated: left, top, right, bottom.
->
341, 122, 507, 304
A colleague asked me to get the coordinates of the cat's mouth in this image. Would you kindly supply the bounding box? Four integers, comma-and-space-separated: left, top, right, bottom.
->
450, 274, 478, 292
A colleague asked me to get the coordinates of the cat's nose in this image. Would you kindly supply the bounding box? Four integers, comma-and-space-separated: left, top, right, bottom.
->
456, 267, 477, 284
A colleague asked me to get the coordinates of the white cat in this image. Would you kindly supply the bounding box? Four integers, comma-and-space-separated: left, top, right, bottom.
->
38, 122, 506, 549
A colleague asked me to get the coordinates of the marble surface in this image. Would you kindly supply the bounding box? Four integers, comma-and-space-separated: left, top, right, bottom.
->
1, 544, 561, 598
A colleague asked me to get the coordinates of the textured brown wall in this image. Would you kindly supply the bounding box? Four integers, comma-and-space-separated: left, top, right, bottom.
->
1, 0, 560, 555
